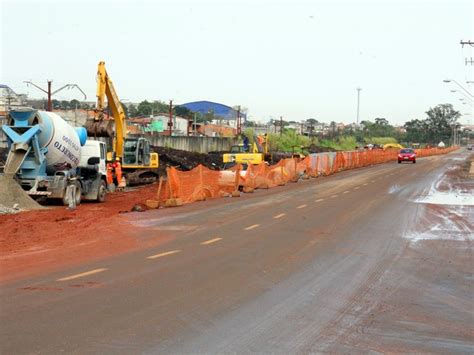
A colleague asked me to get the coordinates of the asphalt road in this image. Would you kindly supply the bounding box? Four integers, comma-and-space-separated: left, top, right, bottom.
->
1, 151, 473, 354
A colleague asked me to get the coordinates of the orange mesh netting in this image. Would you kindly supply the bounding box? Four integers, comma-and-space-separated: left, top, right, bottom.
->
151, 146, 458, 207
159, 164, 240, 204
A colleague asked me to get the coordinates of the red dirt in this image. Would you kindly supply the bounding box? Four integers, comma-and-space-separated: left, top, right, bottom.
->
0, 184, 172, 284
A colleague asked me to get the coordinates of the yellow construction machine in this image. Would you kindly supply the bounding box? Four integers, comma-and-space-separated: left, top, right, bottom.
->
223, 134, 269, 166
84, 61, 159, 185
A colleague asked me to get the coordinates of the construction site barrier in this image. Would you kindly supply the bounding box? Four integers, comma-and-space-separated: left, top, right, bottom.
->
146, 146, 458, 208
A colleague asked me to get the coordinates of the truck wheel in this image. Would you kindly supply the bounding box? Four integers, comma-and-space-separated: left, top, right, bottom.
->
97, 181, 107, 202
62, 182, 81, 206
74, 181, 82, 205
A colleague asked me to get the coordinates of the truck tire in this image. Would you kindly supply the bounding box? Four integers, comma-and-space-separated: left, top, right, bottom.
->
62, 181, 81, 206
96, 180, 107, 202
74, 181, 82, 205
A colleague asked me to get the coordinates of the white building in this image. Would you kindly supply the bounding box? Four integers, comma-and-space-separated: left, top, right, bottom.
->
152, 115, 189, 135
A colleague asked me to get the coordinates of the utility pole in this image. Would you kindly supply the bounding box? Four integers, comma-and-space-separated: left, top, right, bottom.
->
356, 87, 362, 125
280, 116, 283, 136
23, 80, 53, 111
24, 80, 86, 112
460, 40, 474, 66
168, 100, 173, 136
237, 106, 241, 135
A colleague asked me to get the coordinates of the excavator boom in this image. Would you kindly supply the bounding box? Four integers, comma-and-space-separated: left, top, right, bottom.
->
84, 61, 126, 158
84, 61, 159, 181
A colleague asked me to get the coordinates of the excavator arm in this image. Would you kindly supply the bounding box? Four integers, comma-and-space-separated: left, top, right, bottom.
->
85, 61, 127, 158
84, 61, 159, 177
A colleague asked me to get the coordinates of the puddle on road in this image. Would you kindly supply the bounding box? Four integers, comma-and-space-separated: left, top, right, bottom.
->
414, 171, 474, 206
404, 205, 473, 243
405, 159, 473, 243
416, 191, 474, 206
388, 184, 402, 194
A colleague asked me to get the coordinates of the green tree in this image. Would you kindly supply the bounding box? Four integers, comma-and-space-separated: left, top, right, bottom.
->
404, 119, 427, 143
175, 106, 192, 119
69, 99, 80, 109
306, 118, 317, 137
137, 100, 153, 116
152, 100, 170, 115
424, 104, 460, 143
128, 104, 138, 117
404, 104, 460, 144
329, 121, 337, 138
374, 117, 389, 126
52, 99, 61, 109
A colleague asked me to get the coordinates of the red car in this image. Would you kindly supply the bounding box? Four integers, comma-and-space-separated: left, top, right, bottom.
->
398, 148, 416, 164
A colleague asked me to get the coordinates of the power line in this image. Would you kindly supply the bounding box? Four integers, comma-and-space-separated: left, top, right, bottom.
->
23, 80, 87, 111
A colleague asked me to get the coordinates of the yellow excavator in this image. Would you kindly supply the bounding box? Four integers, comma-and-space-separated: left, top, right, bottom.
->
223, 134, 269, 166
84, 61, 159, 185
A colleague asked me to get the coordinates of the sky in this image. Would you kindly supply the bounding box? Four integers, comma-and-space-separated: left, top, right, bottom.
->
1, 0, 473, 125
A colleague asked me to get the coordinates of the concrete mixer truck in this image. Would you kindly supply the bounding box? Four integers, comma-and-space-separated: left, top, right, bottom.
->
1, 108, 107, 205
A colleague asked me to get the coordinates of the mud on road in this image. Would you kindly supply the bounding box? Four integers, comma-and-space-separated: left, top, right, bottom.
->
0, 184, 174, 283
317, 154, 474, 353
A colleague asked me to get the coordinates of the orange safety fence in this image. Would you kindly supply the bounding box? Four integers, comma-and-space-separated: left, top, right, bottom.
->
149, 146, 459, 207
156, 164, 241, 205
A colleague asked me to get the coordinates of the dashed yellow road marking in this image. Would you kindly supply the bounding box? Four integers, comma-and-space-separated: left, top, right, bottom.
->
201, 238, 222, 245
343, 191, 350, 194
147, 250, 181, 259
354, 186, 360, 190
331, 195, 338, 198
315, 198, 325, 202
274, 213, 286, 219
245, 224, 260, 230
297, 204, 307, 209
363, 183, 368, 186
57, 268, 107, 282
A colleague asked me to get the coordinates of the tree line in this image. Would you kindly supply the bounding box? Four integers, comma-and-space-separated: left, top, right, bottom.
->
24, 98, 466, 145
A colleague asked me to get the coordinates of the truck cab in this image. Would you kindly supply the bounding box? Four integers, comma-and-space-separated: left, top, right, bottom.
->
77, 140, 108, 202
79, 140, 107, 175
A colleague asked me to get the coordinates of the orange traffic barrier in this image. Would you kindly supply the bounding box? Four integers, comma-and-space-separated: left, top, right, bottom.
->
151, 146, 458, 208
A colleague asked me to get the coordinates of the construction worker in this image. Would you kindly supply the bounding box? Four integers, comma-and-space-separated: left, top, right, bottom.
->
113, 157, 123, 186
242, 134, 249, 152
106, 161, 114, 186
113, 157, 126, 188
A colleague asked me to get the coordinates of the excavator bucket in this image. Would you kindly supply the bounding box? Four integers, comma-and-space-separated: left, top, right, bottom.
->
84, 118, 115, 137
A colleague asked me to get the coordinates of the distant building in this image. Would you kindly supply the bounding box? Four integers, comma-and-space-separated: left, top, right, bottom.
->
0, 85, 28, 147
128, 115, 190, 136
198, 124, 236, 137
0, 84, 27, 115
179, 100, 245, 129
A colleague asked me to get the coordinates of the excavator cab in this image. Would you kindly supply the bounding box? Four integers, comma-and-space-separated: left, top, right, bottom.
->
123, 138, 152, 167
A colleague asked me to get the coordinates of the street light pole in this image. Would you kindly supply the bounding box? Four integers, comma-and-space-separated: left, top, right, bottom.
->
356, 87, 362, 125
450, 89, 474, 103
443, 79, 473, 98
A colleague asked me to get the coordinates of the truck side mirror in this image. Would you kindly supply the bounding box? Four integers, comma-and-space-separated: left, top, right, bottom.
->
87, 157, 100, 165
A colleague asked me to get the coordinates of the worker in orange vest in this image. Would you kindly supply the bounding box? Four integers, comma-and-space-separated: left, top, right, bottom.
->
106, 161, 114, 186
113, 158, 125, 188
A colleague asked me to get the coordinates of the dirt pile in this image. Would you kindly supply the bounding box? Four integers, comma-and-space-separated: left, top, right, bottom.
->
152, 146, 223, 172
0, 175, 43, 213
305, 144, 337, 153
